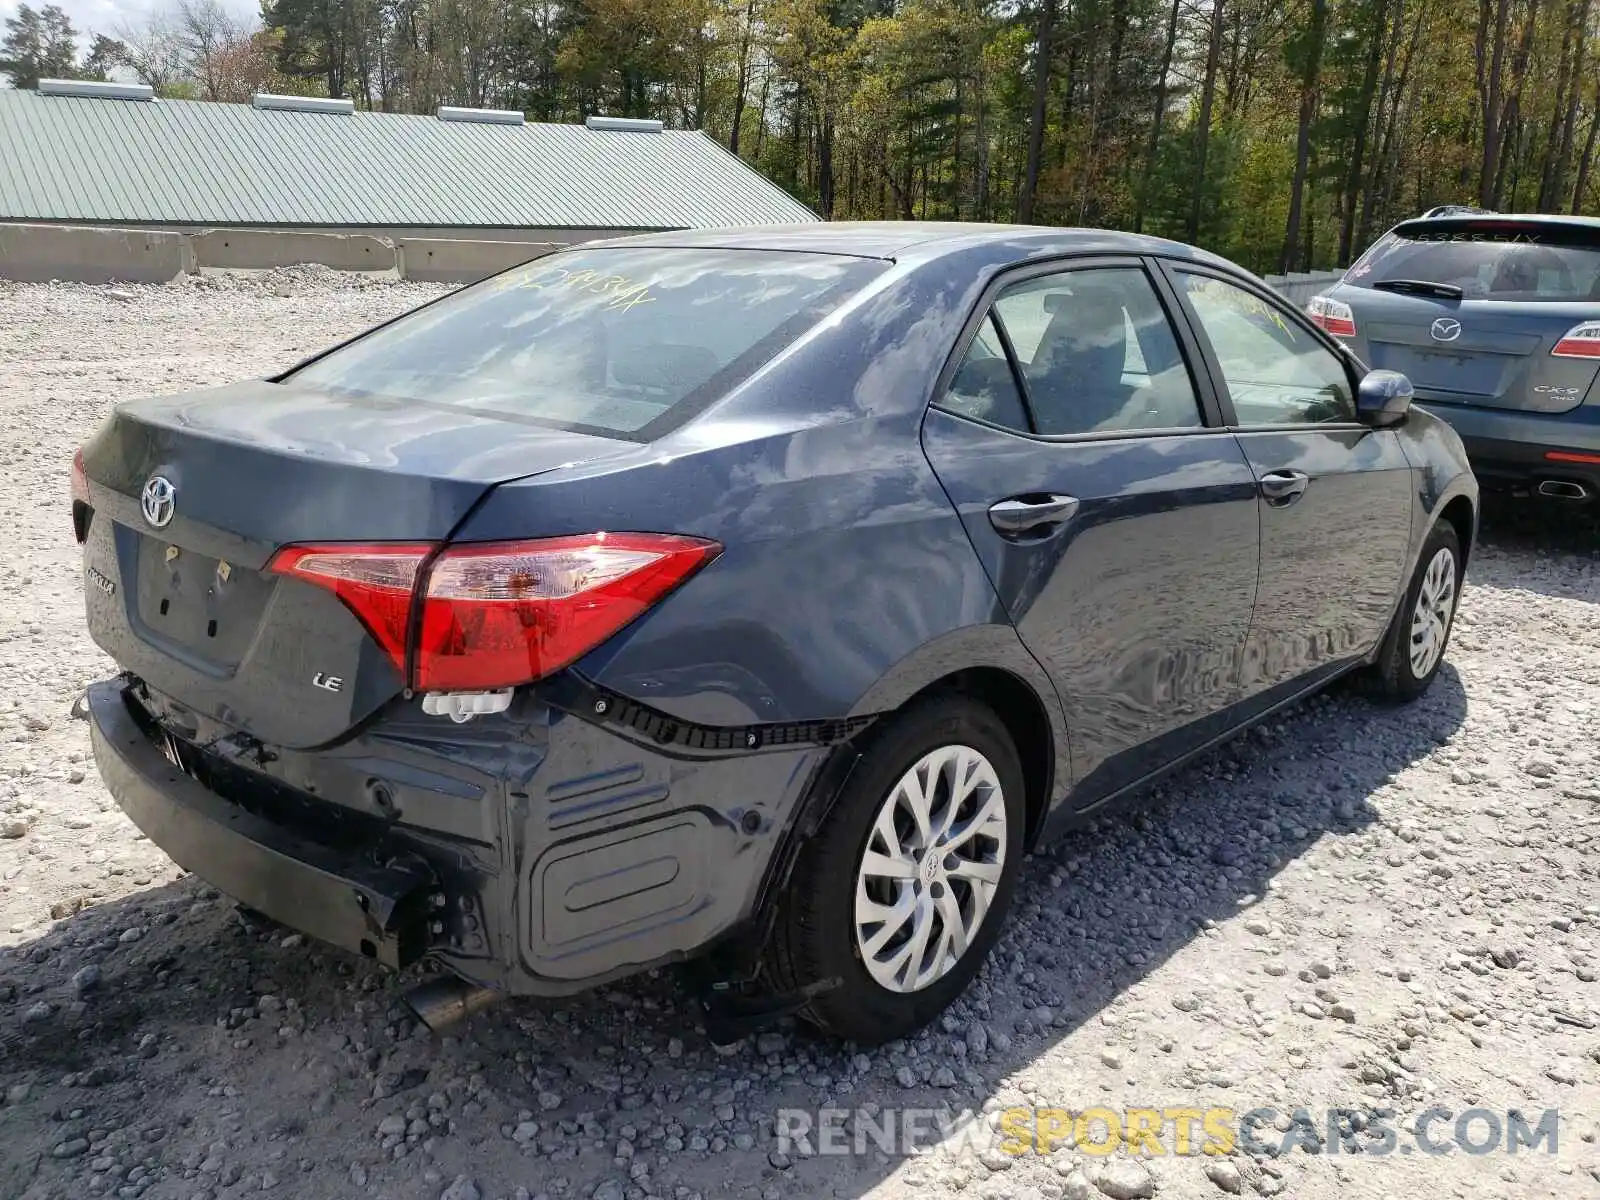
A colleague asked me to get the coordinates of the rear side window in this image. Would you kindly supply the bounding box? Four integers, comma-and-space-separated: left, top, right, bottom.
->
286, 248, 884, 438
935, 264, 1202, 436
993, 267, 1201, 434
941, 315, 1031, 430
1348, 222, 1600, 302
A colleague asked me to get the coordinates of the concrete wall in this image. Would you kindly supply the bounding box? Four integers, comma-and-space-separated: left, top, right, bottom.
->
8, 220, 653, 245
396, 238, 561, 284
0, 222, 192, 283
0, 227, 1350, 292
0, 222, 641, 284
190, 229, 396, 272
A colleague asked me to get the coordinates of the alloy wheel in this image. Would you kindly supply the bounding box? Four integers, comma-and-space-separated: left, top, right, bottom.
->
853, 744, 1008, 993
1408, 546, 1458, 679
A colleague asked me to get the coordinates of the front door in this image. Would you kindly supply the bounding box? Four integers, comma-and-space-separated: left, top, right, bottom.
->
922, 259, 1261, 807
1166, 267, 1415, 702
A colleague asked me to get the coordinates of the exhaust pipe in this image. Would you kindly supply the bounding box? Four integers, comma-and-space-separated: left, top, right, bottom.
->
404, 976, 502, 1033
1538, 480, 1590, 500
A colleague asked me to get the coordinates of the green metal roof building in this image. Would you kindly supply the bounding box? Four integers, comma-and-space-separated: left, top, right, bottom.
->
0, 84, 817, 242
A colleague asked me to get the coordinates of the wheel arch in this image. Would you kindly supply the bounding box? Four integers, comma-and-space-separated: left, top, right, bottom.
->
1436, 492, 1477, 573
845, 624, 1068, 848
758, 628, 1068, 904
734, 653, 1062, 1007
926, 666, 1056, 849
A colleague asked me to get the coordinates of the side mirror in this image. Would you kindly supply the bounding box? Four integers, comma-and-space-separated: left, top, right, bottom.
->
1356, 369, 1413, 427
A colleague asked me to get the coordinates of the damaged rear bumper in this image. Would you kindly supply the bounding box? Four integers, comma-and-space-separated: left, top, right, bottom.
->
88, 678, 436, 968
85, 676, 833, 996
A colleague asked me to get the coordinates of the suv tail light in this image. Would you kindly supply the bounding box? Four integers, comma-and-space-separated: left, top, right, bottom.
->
1306, 295, 1357, 338
1551, 321, 1600, 358
270, 533, 720, 692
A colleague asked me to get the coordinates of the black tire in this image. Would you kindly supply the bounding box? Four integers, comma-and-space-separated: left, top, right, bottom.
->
1365, 520, 1463, 702
763, 694, 1026, 1045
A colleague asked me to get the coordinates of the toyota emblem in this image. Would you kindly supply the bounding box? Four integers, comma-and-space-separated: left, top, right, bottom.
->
1430, 318, 1462, 343
140, 476, 176, 528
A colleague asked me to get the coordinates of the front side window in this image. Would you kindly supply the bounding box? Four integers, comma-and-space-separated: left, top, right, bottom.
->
991, 266, 1203, 435
287, 248, 884, 438
1178, 272, 1355, 425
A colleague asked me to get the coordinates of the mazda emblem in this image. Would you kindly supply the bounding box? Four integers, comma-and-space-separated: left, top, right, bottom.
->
1430, 318, 1462, 343
140, 476, 176, 528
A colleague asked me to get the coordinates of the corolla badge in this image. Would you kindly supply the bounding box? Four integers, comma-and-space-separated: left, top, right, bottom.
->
1430, 318, 1462, 343
140, 476, 176, 528
85, 566, 116, 597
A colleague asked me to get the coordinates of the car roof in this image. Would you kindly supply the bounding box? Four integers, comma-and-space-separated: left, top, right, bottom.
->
586, 220, 1232, 266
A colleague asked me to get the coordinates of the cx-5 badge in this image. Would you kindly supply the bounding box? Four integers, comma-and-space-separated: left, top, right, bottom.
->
140, 476, 176, 528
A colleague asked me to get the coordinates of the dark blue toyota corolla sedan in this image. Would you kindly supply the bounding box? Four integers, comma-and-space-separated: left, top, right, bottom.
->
73, 223, 1477, 1044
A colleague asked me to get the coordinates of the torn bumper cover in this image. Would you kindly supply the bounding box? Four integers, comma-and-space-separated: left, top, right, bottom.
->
86, 679, 433, 968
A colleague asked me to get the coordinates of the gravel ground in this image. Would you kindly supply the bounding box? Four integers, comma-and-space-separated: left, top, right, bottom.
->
1, 272, 1597, 1200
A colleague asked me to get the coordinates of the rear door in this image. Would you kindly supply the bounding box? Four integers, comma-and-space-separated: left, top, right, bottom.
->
1350, 294, 1600, 414
1165, 265, 1414, 702
921, 257, 1261, 807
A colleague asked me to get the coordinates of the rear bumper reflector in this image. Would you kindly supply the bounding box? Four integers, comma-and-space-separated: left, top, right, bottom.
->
1545, 450, 1600, 465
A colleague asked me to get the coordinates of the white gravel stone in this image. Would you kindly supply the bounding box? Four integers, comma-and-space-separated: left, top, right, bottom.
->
1204, 1159, 1244, 1193
1092, 1159, 1156, 1199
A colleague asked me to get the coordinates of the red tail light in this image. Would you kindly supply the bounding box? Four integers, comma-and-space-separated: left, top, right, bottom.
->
413, 534, 719, 690
270, 533, 720, 692
71, 447, 89, 505
269, 544, 431, 667
1552, 321, 1600, 358
1306, 295, 1357, 338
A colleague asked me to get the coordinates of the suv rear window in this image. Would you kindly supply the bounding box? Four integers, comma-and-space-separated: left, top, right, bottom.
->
285, 248, 884, 439
1346, 220, 1600, 302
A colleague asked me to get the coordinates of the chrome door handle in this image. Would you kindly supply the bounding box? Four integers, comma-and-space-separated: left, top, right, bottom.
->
988, 494, 1080, 537
1258, 470, 1310, 507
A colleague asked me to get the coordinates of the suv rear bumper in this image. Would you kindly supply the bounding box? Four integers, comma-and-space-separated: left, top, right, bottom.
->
1457, 434, 1600, 498
88, 676, 830, 995
1416, 401, 1600, 499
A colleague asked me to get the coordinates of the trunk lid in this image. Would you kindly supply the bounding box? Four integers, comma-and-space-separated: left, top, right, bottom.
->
1349, 294, 1600, 414
79, 380, 633, 749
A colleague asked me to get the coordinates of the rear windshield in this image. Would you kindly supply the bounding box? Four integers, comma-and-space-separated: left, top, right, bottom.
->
285, 248, 884, 439
1346, 221, 1600, 302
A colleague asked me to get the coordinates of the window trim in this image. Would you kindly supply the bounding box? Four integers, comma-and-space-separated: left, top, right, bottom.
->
984, 312, 1038, 435
1156, 259, 1367, 433
948, 311, 1039, 434
928, 254, 1230, 444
